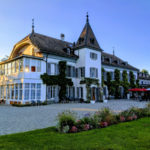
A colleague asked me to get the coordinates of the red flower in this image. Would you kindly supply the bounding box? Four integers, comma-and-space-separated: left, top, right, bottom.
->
120, 116, 125, 122
84, 124, 90, 131
127, 116, 133, 121
133, 115, 137, 120
100, 122, 108, 127
70, 126, 78, 133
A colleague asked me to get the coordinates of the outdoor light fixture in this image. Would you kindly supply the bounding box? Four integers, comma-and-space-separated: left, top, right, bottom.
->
25, 67, 29, 72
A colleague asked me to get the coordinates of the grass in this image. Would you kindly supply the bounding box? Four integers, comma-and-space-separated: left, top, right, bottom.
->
0, 118, 150, 150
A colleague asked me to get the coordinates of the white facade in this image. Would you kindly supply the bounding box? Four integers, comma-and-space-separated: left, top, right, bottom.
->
0, 45, 102, 104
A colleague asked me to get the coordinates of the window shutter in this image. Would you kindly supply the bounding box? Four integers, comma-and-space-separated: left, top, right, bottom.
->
76, 68, 78, 78
96, 69, 98, 78
83, 67, 85, 77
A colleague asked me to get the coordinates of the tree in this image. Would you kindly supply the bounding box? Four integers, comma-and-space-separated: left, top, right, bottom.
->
121, 70, 129, 98
136, 79, 139, 88
129, 71, 135, 88
114, 69, 121, 99
106, 72, 111, 96
141, 69, 149, 75
101, 68, 105, 88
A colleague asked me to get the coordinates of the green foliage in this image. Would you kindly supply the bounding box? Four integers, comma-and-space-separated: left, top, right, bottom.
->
101, 67, 105, 87
129, 71, 135, 88
121, 70, 129, 97
80, 78, 99, 102
136, 79, 139, 88
95, 108, 117, 125
40, 61, 73, 102
106, 72, 111, 96
114, 69, 121, 98
141, 69, 149, 74
56, 110, 77, 132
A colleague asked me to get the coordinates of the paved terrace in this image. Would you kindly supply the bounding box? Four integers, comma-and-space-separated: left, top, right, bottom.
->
0, 100, 149, 135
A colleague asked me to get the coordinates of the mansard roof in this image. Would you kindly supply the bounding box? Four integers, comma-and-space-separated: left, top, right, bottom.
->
102, 52, 139, 71
29, 33, 78, 58
10, 32, 78, 59
75, 14, 102, 51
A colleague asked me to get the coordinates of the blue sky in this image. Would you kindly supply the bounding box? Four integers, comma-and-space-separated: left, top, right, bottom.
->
0, 0, 150, 72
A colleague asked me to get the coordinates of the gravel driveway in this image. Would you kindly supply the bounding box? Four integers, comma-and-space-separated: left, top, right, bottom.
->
0, 99, 148, 135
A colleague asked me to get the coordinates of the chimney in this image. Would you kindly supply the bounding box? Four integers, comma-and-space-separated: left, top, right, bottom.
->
60, 33, 65, 41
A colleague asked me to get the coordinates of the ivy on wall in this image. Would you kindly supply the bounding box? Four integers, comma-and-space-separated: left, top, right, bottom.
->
80, 78, 100, 102
40, 61, 73, 102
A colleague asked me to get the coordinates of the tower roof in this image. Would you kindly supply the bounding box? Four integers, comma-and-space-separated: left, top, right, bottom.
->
75, 13, 102, 51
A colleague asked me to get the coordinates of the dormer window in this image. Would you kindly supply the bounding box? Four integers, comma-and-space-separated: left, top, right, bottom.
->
105, 58, 110, 63
79, 38, 84, 44
113, 60, 119, 64
67, 48, 71, 55
90, 38, 95, 44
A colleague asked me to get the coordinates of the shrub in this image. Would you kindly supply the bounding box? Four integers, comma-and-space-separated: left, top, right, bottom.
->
70, 126, 78, 133
95, 108, 117, 125
83, 124, 90, 131
147, 103, 150, 108
57, 110, 77, 132
119, 116, 125, 122
100, 122, 108, 128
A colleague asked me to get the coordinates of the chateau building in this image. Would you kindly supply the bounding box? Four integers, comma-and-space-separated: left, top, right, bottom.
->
0, 14, 140, 104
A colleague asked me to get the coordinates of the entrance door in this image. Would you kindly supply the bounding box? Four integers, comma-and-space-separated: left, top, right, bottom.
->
91, 87, 96, 100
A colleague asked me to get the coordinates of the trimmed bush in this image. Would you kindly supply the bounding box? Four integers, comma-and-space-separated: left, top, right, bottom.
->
56, 110, 77, 133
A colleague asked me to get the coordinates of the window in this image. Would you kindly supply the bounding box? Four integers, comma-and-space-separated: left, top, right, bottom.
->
25, 83, 30, 100
19, 59, 23, 72
15, 84, 18, 100
90, 52, 97, 60
12, 61, 15, 73
31, 83, 36, 100
90, 68, 98, 78
36, 84, 41, 100
8, 63, 11, 75
31, 66, 36, 72
90, 38, 95, 44
47, 63, 57, 75
1, 86, 3, 99
5, 64, 8, 75
7, 85, 10, 99
2, 65, 4, 75
11, 84, 14, 99
47, 86, 56, 99
25, 58, 30, 72
16, 60, 19, 72
19, 83, 23, 100
37, 60, 41, 72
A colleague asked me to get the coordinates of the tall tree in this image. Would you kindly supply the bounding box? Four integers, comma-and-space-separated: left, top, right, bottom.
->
141, 69, 149, 74
122, 70, 129, 98
114, 69, 121, 99
129, 71, 135, 88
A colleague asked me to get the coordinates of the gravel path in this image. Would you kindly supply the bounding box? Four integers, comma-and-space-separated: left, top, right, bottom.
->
0, 99, 148, 135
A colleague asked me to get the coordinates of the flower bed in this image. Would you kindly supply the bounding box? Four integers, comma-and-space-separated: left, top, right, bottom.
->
56, 103, 150, 133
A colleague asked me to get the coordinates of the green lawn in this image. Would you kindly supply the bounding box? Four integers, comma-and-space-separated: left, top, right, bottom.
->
0, 118, 150, 150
